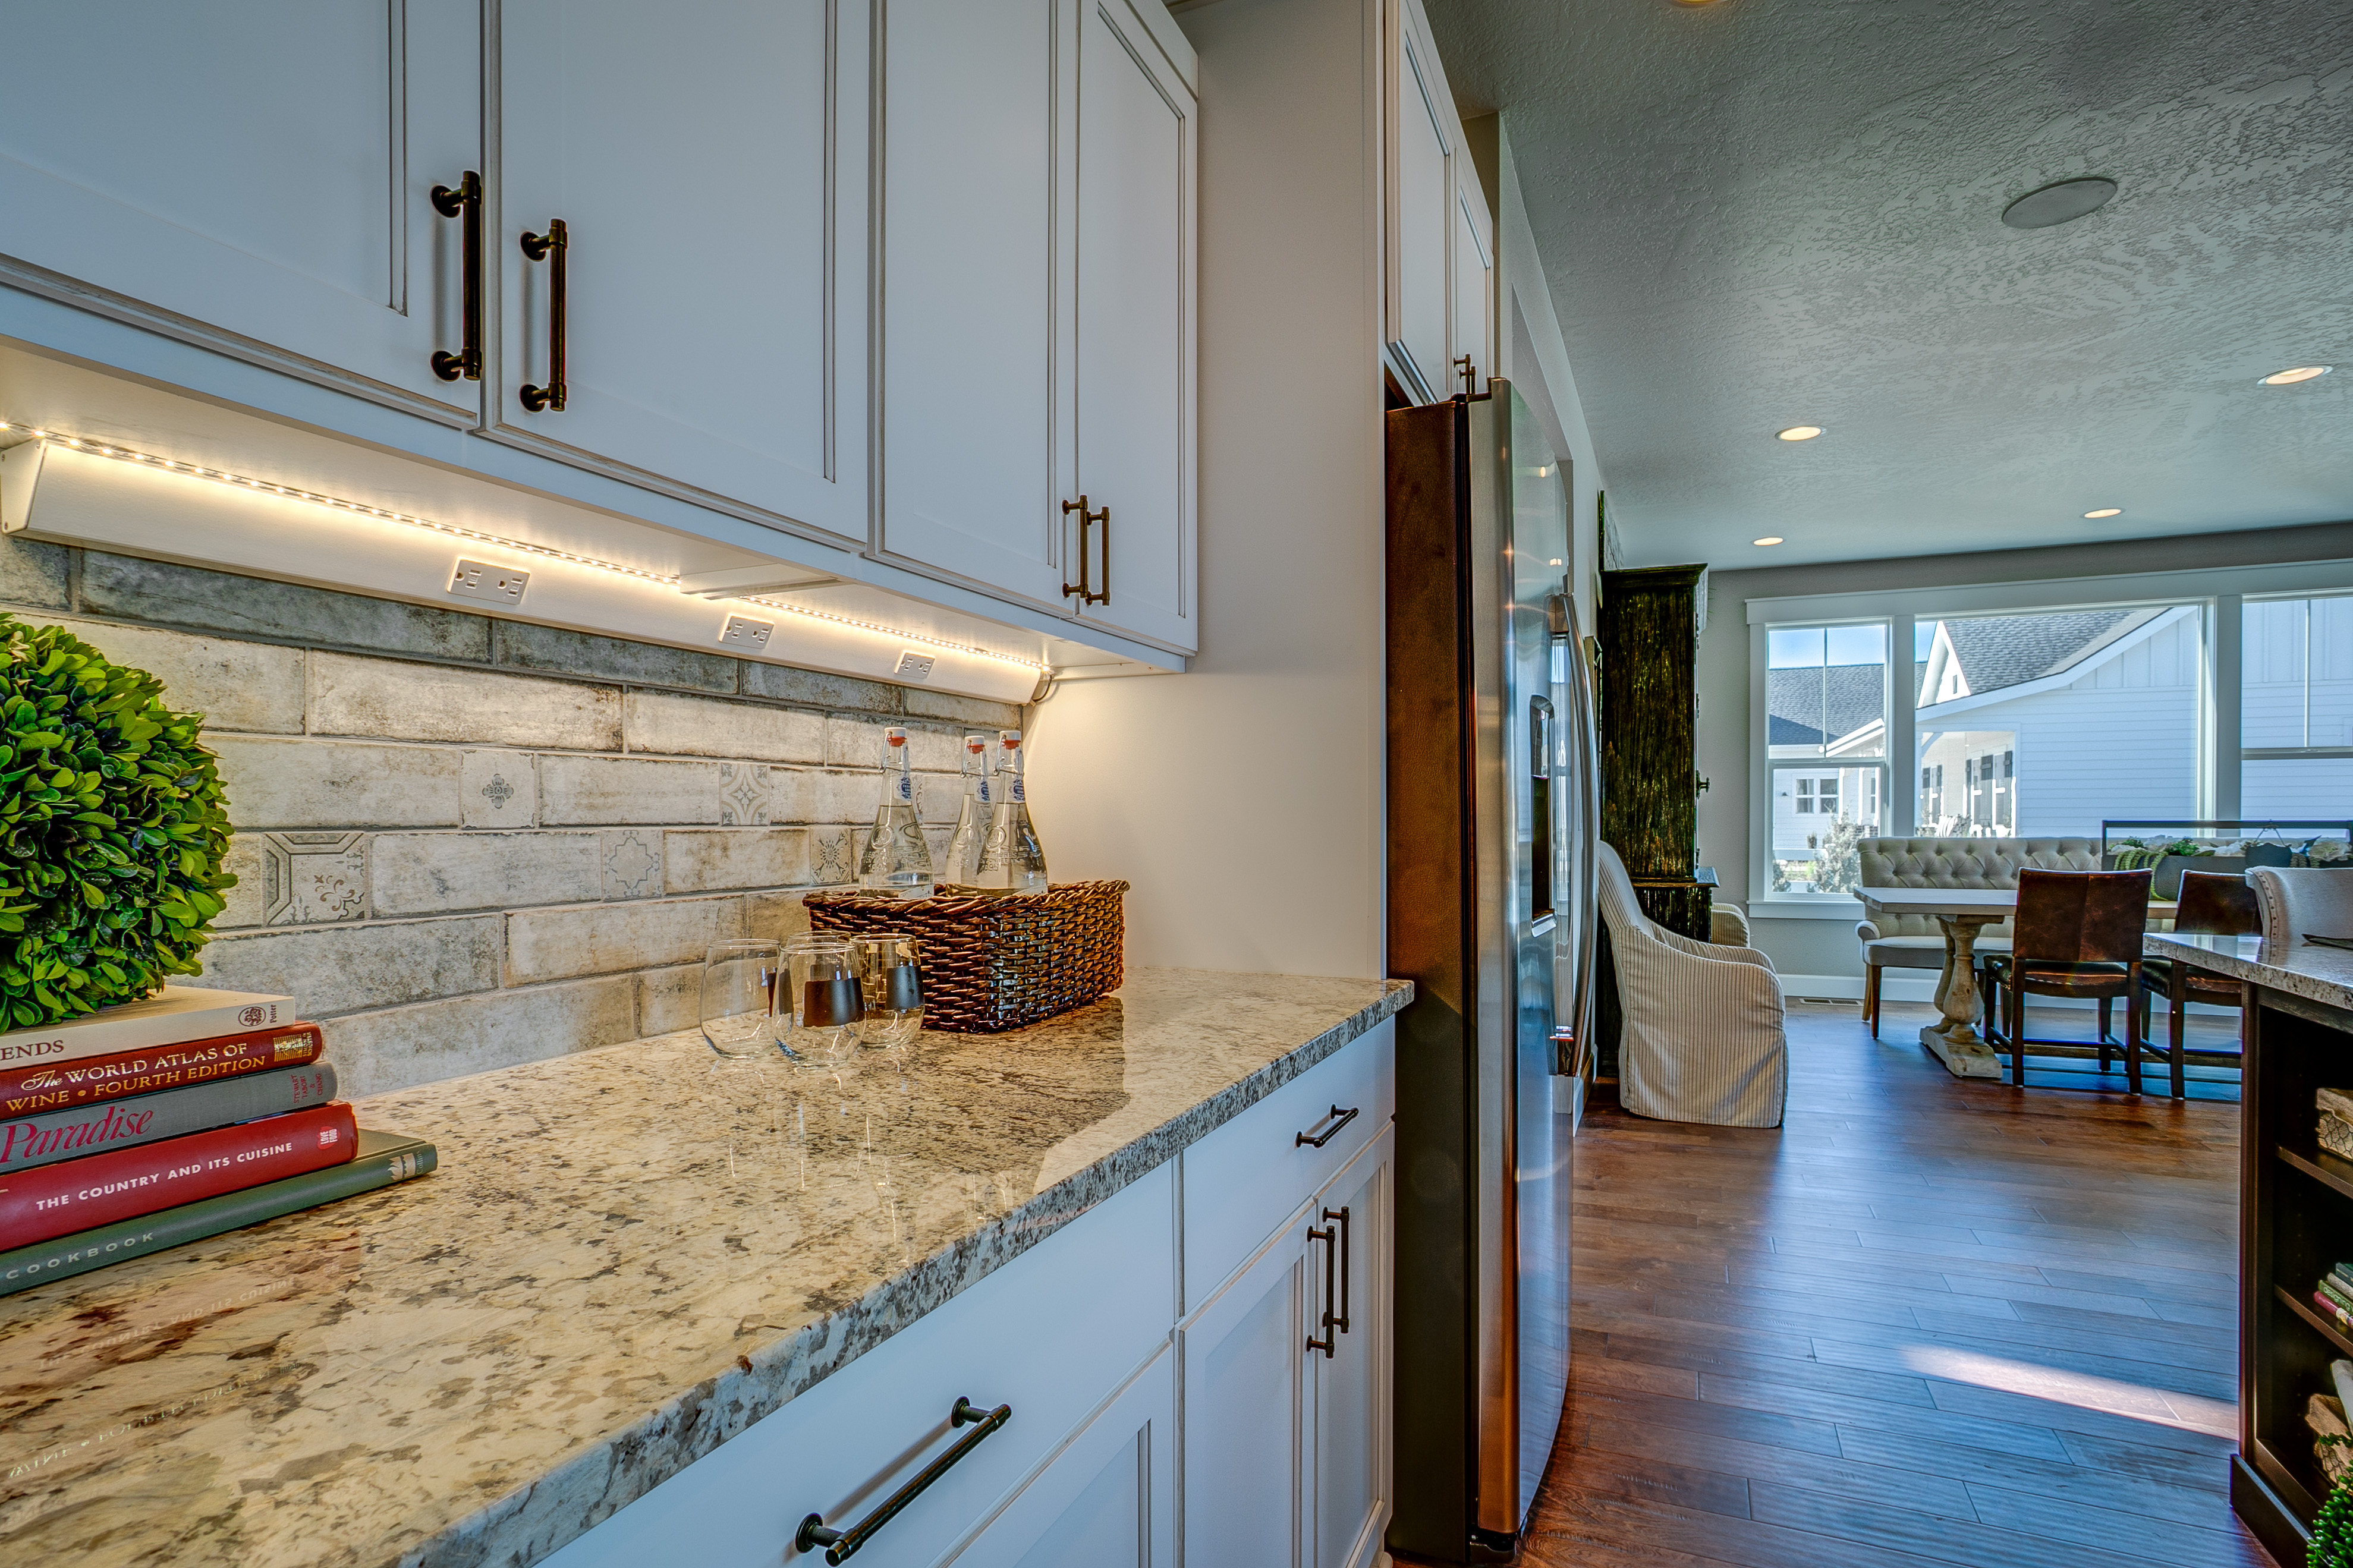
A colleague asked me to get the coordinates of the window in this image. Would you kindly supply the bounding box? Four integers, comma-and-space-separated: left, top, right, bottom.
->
1767, 622, 1888, 896
2243, 594, 2353, 817
1914, 604, 2200, 837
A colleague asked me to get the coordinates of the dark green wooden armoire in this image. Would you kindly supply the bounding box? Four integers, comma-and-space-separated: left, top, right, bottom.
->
1597, 563, 1712, 938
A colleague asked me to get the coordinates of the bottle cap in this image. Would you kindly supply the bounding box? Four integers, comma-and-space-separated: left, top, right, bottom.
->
885, 728, 907, 747
964, 733, 988, 751
999, 729, 1021, 747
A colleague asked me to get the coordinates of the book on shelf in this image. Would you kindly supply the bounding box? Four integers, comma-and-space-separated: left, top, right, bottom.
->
2321, 1273, 2353, 1317
0, 1063, 336, 1175
0, 1022, 323, 1115
0, 1100, 356, 1251
2321, 1110, 2353, 1163
0, 1127, 435, 1297
2318, 1289, 2353, 1331
0, 988, 296, 1070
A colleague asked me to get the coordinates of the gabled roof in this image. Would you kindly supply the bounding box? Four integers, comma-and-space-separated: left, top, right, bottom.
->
1927, 608, 2164, 703
1769, 663, 1884, 750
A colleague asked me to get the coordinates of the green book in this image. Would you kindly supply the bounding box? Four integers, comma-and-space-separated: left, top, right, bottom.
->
0, 1128, 435, 1297
2323, 1273, 2353, 1316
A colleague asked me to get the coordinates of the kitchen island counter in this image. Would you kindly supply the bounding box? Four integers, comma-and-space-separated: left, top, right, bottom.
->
0, 967, 1409, 1568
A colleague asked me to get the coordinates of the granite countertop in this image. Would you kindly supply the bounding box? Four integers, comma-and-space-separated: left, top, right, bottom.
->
2147, 930, 2353, 1013
0, 967, 1410, 1568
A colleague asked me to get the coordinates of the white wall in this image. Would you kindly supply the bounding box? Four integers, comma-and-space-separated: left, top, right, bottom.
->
1029, 0, 1387, 978
1028, 2, 1605, 981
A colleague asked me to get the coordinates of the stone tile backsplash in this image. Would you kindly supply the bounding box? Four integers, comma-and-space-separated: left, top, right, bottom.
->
0, 537, 1023, 1097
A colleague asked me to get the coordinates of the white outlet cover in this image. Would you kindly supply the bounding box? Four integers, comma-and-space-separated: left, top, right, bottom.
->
448, 558, 529, 605
719, 614, 774, 650
893, 650, 936, 681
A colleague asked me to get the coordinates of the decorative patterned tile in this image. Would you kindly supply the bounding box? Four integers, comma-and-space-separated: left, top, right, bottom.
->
601, 830, 665, 900
463, 750, 539, 829
718, 763, 773, 826
809, 828, 856, 886
246, 831, 370, 925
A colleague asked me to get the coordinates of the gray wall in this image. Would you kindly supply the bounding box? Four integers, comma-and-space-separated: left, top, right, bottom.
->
0, 534, 1020, 1097
1695, 519, 2353, 979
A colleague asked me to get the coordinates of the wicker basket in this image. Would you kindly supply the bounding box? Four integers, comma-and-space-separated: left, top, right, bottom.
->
803, 880, 1128, 1034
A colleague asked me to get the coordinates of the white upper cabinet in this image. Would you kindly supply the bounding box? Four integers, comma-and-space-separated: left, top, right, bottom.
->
0, 0, 482, 420
876, 0, 1064, 603
880, 0, 1197, 655
1385, 0, 1487, 407
1388, 24, 1453, 405
1453, 176, 1494, 393
1069, 0, 1198, 653
493, 0, 868, 543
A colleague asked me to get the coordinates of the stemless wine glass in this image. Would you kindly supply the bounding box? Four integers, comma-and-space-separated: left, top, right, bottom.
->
780, 937, 863, 1067
853, 934, 924, 1047
700, 939, 783, 1059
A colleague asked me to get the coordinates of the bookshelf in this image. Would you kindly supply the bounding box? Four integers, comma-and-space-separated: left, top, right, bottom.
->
2239, 981, 2353, 1562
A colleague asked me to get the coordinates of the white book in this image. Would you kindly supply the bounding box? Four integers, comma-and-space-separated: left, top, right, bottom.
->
0, 989, 298, 1068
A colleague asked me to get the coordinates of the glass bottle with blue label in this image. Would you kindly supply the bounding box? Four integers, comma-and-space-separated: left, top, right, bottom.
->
943, 733, 993, 886
975, 729, 1049, 893
858, 727, 936, 899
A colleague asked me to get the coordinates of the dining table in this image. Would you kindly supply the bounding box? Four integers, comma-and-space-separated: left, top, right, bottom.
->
1855, 885, 2178, 1079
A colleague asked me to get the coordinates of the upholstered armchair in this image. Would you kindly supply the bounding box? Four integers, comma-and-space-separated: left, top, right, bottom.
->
1599, 842, 1788, 1128
2249, 866, 2353, 964
1854, 837, 2104, 1036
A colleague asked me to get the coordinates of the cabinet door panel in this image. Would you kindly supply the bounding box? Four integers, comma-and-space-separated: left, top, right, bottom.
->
876, 0, 1066, 603
1180, 1208, 1313, 1568
952, 1349, 1172, 1568
495, 0, 866, 540
1071, 0, 1196, 652
1313, 1129, 1392, 1568
1452, 182, 1492, 391
0, 0, 480, 417
1388, 29, 1452, 404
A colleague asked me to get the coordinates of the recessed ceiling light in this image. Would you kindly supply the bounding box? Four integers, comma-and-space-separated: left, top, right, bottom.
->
1548, 558, 1564, 566
2084, 508, 2123, 519
1776, 426, 1822, 442
2260, 365, 2332, 386
1753, 536, 1783, 546
2001, 177, 2117, 229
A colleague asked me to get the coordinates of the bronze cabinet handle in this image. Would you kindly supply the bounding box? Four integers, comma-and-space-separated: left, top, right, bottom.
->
1306, 1219, 1338, 1358
1295, 1103, 1360, 1148
518, 219, 569, 413
429, 171, 483, 382
1323, 1204, 1352, 1334
1061, 496, 1109, 606
795, 1397, 1011, 1564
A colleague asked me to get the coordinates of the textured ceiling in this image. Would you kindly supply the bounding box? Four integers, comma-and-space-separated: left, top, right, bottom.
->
1427, 0, 2353, 570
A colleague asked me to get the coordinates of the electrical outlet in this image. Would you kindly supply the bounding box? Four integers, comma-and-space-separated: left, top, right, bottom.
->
719, 615, 773, 651
894, 650, 935, 681
448, 559, 530, 606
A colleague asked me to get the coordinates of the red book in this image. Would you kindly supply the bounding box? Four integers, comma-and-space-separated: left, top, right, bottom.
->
2318, 1290, 2352, 1331
0, 1102, 357, 1249
0, 1024, 325, 1117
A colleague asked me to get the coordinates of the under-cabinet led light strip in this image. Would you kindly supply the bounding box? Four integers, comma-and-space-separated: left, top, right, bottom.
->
0, 421, 1049, 672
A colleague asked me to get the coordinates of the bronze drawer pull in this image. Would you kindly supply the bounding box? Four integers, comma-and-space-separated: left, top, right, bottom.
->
519, 218, 569, 413
795, 1396, 1011, 1564
1061, 496, 1109, 605
428, 171, 483, 382
1307, 1218, 1338, 1358
1295, 1103, 1359, 1148
1323, 1203, 1351, 1333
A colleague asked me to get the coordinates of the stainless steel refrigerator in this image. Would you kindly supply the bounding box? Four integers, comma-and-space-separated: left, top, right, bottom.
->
1385, 381, 1599, 1563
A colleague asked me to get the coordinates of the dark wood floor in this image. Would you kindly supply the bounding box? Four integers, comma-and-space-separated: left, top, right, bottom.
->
1521, 999, 2275, 1568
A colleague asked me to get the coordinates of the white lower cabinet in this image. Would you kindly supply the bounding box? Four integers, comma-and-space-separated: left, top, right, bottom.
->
951, 1348, 1174, 1568
1178, 1123, 1395, 1568
537, 1032, 1392, 1568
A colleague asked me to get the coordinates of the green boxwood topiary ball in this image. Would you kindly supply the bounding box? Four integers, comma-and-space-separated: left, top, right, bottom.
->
0, 615, 234, 1029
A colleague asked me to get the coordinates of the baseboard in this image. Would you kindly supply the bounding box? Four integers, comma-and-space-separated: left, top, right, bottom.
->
1780, 974, 2236, 1015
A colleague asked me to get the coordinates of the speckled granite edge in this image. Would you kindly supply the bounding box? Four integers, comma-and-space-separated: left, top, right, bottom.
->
2146, 933, 2353, 1014
408, 979, 1411, 1568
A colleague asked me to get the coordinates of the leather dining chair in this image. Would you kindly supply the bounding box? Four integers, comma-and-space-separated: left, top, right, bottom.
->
2133, 870, 2257, 1098
1980, 868, 2156, 1092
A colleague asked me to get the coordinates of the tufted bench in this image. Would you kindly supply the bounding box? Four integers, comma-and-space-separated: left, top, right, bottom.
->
1857, 837, 2103, 1036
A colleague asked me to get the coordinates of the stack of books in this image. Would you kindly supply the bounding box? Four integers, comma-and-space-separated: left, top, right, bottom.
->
0, 988, 435, 1296
2321, 1087, 2353, 1161
2316, 1262, 2353, 1331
